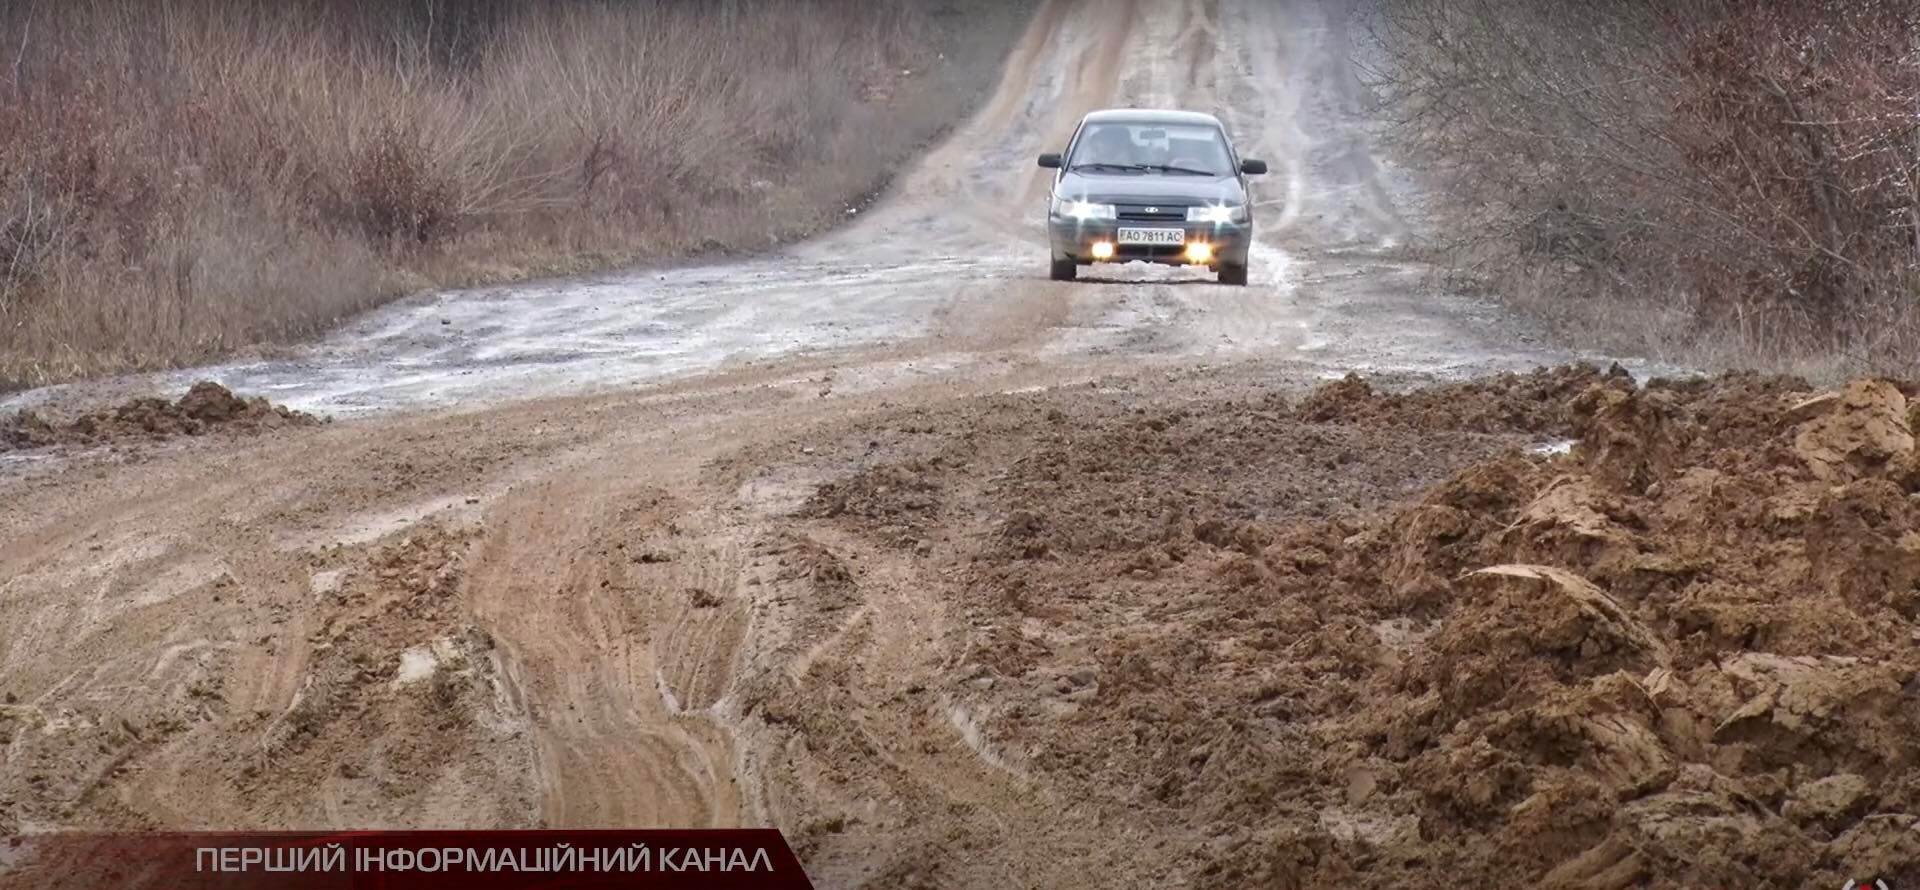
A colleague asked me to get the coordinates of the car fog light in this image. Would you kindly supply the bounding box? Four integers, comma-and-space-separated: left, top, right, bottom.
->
1185, 242, 1213, 264
1091, 242, 1115, 260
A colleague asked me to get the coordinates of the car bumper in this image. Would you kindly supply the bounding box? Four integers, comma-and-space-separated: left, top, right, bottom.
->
1047, 218, 1252, 266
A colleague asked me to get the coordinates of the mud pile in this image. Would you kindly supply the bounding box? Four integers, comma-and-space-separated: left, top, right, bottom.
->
1297, 362, 1621, 434
1334, 373, 1920, 887
1, 382, 322, 451
799, 366, 1920, 888
1158, 372, 1918, 886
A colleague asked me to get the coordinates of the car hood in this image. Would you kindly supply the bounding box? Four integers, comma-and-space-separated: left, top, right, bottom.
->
1054, 171, 1245, 205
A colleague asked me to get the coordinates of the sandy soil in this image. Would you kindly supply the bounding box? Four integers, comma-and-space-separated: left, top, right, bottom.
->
3, 0, 1911, 887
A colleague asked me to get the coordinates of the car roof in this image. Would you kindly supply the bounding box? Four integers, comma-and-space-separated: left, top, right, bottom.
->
1080, 108, 1224, 128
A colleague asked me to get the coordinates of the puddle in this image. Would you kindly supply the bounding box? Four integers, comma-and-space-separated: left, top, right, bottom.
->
1529, 439, 1577, 457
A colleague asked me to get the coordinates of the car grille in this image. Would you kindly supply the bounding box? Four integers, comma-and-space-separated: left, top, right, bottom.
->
1115, 204, 1187, 223
1113, 245, 1190, 260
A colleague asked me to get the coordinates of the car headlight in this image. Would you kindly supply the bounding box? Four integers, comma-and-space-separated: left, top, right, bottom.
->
1187, 203, 1247, 224
1052, 198, 1116, 220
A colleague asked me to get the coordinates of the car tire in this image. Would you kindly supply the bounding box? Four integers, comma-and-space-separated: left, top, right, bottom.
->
1049, 258, 1078, 281
1218, 262, 1249, 286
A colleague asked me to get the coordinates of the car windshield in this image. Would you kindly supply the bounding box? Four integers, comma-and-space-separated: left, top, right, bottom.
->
1068, 122, 1232, 175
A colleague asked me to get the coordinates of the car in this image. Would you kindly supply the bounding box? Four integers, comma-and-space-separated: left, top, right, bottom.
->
1037, 109, 1267, 285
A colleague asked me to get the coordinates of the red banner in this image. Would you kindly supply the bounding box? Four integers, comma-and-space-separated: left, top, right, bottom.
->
1, 830, 814, 889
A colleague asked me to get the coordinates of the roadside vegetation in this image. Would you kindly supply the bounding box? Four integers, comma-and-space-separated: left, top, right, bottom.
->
1374, 0, 1920, 377
0, 0, 1029, 390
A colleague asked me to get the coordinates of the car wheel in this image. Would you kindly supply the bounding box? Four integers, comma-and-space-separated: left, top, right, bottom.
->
1050, 258, 1077, 281
1218, 262, 1249, 286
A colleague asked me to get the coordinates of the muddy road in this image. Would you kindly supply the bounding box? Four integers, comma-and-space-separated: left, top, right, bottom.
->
4, 0, 1610, 420
23, 1, 1896, 889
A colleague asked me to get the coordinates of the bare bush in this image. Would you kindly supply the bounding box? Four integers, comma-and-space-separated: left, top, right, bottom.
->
0, 0, 1029, 389
1374, 0, 1920, 375
349, 125, 455, 246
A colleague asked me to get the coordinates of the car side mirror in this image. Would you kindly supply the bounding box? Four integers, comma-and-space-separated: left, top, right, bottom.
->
1037, 153, 1063, 169
1240, 158, 1269, 175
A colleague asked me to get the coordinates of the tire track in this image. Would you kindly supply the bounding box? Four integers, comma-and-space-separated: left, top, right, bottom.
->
463, 476, 744, 829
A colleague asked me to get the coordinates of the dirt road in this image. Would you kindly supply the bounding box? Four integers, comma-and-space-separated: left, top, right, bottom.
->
21, 2, 1909, 889
2, 0, 1610, 422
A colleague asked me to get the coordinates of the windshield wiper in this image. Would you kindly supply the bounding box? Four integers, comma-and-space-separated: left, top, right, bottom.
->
1067, 162, 1138, 172
1126, 163, 1217, 176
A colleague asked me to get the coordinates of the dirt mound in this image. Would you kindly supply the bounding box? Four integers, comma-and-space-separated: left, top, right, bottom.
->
1, 382, 322, 451
1297, 363, 1630, 434
1319, 373, 1919, 886
1297, 372, 1919, 886
794, 366, 1919, 887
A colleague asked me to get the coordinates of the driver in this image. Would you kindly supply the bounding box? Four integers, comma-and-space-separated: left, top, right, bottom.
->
1082, 126, 1138, 166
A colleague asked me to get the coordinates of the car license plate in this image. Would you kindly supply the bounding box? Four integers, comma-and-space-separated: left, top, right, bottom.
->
1117, 227, 1184, 245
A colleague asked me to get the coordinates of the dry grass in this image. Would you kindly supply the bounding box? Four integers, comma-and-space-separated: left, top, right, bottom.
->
1371, 0, 1920, 380
0, 0, 1031, 390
